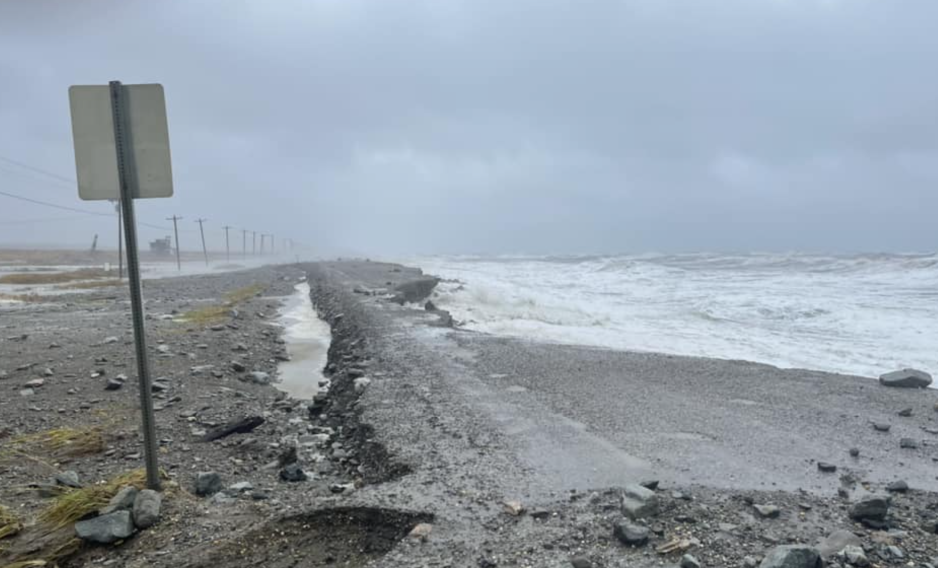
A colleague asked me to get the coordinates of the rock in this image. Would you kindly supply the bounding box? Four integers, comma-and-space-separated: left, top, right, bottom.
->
621, 483, 658, 519
897, 407, 913, 417
104, 336, 119, 344
849, 496, 890, 522
233, 343, 248, 352
133, 489, 161, 529
19, 388, 34, 397
921, 518, 938, 534
54, 470, 81, 488
503, 500, 524, 516
156, 344, 170, 354
105, 378, 123, 390
279, 463, 307, 482
202, 415, 265, 442
742, 557, 759, 568
249, 371, 270, 385
75, 510, 136, 543
353, 377, 371, 393
840, 545, 869, 567
848, 448, 859, 457
885, 480, 908, 493
613, 519, 649, 546
330, 483, 355, 494
879, 368, 932, 388
228, 481, 254, 493
25, 378, 44, 388
409, 522, 433, 540
101, 486, 138, 514
754, 504, 781, 519
151, 380, 169, 392
817, 529, 862, 558
570, 558, 592, 568
230, 361, 246, 372
681, 554, 701, 568
210, 324, 225, 331
390, 277, 440, 304
872, 423, 891, 432
42, 367, 54, 377
817, 462, 837, 473
639, 479, 660, 490
899, 437, 919, 449
759, 545, 822, 568
194, 472, 223, 496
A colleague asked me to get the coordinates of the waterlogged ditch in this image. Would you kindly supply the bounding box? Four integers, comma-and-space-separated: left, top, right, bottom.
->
277, 280, 331, 399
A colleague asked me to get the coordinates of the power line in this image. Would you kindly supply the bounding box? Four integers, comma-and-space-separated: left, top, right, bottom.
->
0, 189, 112, 216
0, 154, 75, 185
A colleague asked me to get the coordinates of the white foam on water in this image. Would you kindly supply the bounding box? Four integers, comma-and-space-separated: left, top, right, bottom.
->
276, 281, 331, 399
411, 253, 938, 380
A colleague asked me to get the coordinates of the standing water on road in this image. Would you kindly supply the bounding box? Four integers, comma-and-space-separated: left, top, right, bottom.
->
276, 281, 331, 399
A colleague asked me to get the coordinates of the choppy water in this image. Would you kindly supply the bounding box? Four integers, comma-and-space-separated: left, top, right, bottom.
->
415, 253, 938, 379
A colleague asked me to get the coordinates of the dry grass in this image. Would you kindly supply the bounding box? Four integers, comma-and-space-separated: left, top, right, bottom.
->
0, 293, 45, 303
0, 506, 21, 540
0, 269, 111, 285
2, 427, 105, 461
37, 469, 149, 529
180, 283, 265, 325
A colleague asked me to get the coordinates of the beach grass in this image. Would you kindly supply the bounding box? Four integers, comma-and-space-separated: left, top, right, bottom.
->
37, 469, 149, 529
180, 283, 265, 325
0, 269, 112, 286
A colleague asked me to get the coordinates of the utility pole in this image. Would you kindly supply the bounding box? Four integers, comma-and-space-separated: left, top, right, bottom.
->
222, 225, 232, 263
252, 231, 257, 256
260, 233, 266, 256
195, 218, 208, 266
242, 229, 247, 260
166, 215, 182, 271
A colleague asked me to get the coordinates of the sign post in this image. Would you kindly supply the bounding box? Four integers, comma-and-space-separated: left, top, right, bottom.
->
69, 81, 173, 490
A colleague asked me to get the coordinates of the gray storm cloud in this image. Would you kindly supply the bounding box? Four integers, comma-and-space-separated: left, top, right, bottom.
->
1, 0, 936, 254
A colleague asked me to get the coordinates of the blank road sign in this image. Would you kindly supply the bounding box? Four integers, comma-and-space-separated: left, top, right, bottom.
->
69, 84, 173, 200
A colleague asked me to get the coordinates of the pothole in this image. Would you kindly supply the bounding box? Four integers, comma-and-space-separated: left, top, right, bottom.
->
277, 280, 332, 399
184, 507, 432, 568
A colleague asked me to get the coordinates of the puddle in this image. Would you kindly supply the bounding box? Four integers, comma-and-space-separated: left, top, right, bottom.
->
276, 281, 331, 399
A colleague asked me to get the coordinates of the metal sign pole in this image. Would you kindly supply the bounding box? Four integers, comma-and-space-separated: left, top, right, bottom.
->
109, 80, 161, 491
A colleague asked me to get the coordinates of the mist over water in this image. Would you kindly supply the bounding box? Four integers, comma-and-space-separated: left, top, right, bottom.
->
415, 252, 938, 379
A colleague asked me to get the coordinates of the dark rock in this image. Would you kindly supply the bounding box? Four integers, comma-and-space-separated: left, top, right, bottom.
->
897, 407, 913, 417
390, 277, 440, 304
194, 471, 223, 496
75, 510, 135, 544
279, 463, 307, 482
885, 480, 908, 493
681, 554, 701, 568
873, 423, 891, 432
613, 519, 650, 546
879, 368, 932, 388
849, 448, 860, 457
759, 545, 822, 568
899, 438, 919, 449
101, 486, 138, 514
105, 378, 123, 390
849, 496, 889, 522
133, 489, 161, 529
424, 300, 437, 311
202, 415, 265, 442
248, 371, 270, 385
639, 479, 660, 490
230, 361, 246, 372
817, 462, 837, 473
570, 557, 592, 568
921, 518, 938, 534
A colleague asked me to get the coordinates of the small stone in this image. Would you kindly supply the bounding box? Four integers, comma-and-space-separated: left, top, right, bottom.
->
613, 519, 649, 546
19, 388, 34, 397
920, 518, 938, 534
841, 545, 869, 567
353, 377, 371, 393
849, 496, 890, 522
621, 483, 658, 519
279, 463, 307, 482
132, 489, 161, 529
570, 558, 592, 568
639, 479, 660, 490
848, 448, 859, 457
818, 529, 862, 558
233, 343, 248, 352
742, 556, 758, 568
758, 545, 821, 568
75, 510, 135, 543
872, 423, 891, 432
103, 336, 119, 344
879, 368, 932, 388
54, 470, 81, 488
105, 378, 123, 391
409, 522, 433, 540
194, 472, 223, 496
897, 407, 913, 417
329, 483, 355, 494
817, 462, 837, 473
101, 486, 139, 514
230, 361, 246, 372
24, 378, 44, 388
885, 480, 908, 493
899, 437, 919, 449
42, 368, 54, 377
754, 504, 781, 519
210, 324, 225, 331
156, 344, 170, 354
228, 481, 254, 493
503, 500, 524, 516
249, 371, 270, 385
681, 554, 701, 568
885, 545, 903, 559
151, 380, 169, 392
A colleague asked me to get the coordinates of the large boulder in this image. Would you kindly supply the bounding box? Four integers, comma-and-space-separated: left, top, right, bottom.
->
390, 277, 440, 305
75, 510, 136, 544
759, 545, 822, 568
133, 489, 162, 529
849, 496, 890, 522
879, 368, 932, 388
100, 486, 138, 515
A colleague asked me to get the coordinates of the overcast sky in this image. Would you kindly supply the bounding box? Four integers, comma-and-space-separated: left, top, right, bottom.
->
1, 0, 936, 255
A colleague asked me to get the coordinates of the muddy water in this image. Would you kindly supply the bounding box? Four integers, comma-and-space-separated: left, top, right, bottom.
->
276, 281, 331, 399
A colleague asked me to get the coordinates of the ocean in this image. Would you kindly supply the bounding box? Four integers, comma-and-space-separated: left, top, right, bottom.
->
413, 252, 938, 379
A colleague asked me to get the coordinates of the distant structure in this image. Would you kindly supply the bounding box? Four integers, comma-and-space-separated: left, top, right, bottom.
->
90, 234, 98, 253
149, 236, 172, 256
